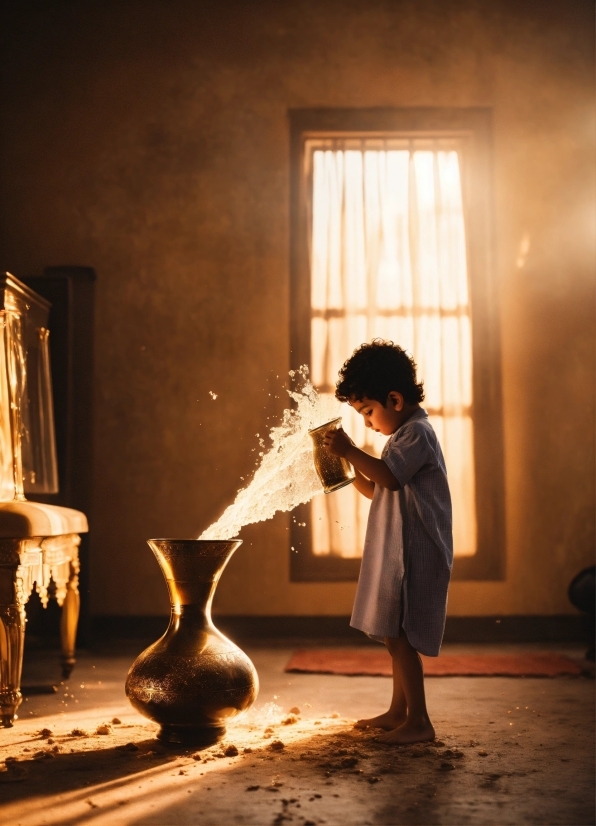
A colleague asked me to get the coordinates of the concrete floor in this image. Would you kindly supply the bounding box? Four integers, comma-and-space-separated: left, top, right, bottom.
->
0, 642, 594, 826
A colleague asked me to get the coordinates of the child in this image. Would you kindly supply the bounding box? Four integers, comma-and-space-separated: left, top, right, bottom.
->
323, 340, 452, 745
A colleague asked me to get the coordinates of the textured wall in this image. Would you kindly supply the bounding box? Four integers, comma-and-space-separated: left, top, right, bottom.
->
0, 0, 593, 617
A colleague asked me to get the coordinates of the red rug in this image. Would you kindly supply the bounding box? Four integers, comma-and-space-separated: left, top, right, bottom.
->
285, 649, 583, 677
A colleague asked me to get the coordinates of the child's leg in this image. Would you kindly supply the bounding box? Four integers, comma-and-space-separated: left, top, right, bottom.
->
354, 639, 408, 730
376, 634, 435, 745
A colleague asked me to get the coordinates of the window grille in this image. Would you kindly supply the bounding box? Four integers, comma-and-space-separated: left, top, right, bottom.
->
307, 139, 476, 560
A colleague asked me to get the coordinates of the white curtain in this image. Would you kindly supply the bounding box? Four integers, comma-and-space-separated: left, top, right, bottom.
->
310, 144, 477, 558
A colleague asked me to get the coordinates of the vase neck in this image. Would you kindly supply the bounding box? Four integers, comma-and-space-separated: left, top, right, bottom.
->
147, 538, 241, 613
167, 603, 214, 629
166, 580, 217, 616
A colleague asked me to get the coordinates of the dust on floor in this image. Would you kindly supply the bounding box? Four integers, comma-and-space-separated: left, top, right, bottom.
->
0, 647, 593, 826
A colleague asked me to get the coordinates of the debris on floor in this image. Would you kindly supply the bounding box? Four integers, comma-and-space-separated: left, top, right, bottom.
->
0, 646, 592, 825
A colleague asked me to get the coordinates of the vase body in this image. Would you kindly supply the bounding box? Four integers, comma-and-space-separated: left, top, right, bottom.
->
309, 417, 355, 494
125, 539, 258, 746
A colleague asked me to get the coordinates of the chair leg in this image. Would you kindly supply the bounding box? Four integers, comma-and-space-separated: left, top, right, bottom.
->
60, 557, 80, 680
0, 543, 26, 727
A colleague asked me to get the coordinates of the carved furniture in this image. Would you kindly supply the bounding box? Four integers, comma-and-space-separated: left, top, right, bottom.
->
0, 274, 88, 727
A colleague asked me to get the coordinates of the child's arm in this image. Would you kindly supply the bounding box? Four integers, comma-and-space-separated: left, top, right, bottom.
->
353, 468, 375, 499
323, 428, 400, 491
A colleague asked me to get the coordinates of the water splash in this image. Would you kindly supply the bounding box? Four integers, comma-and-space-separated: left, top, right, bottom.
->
200, 366, 339, 540
247, 701, 284, 725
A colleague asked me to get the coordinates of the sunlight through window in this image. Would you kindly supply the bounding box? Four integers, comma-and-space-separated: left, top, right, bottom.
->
309, 140, 477, 559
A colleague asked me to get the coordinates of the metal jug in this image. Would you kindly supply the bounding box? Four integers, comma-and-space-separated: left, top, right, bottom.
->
308, 417, 355, 494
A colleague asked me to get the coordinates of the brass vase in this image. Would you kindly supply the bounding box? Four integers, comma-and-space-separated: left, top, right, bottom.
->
309, 417, 355, 494
125, 539, 258, 746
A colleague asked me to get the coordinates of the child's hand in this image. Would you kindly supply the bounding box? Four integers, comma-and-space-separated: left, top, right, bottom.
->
323, 426, 353, 458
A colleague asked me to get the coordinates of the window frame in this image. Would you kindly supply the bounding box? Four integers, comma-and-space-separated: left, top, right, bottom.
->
289, 108, 504, 582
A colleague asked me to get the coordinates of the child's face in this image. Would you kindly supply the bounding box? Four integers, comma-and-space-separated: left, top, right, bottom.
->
350, 393, 405, 436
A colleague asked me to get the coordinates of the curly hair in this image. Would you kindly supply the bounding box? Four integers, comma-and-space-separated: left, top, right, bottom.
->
335, 339, 424, 405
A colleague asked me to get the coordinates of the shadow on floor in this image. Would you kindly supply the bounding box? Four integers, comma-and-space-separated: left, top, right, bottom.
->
4, 719, 593, 826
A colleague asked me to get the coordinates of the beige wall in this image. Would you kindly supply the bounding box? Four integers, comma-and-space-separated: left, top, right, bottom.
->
0, 0, 593, 618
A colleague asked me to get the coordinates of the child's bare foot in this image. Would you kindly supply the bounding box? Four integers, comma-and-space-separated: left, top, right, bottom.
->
376, 717, 435, 745
354, 711, 406, 731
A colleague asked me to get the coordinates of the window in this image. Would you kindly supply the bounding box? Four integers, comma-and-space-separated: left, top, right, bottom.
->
290, 109, 504, 581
